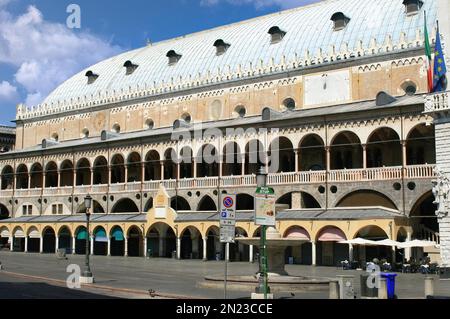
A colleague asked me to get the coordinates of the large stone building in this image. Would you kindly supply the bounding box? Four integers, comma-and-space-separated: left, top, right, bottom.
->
0, 0, 447, 267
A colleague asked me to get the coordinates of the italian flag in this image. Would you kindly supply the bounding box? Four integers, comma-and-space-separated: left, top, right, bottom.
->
424, 14, 433, 93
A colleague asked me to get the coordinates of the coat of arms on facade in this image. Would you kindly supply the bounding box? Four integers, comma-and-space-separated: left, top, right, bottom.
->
433, 168, 450, 218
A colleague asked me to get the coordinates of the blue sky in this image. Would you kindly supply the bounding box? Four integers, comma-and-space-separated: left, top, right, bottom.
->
0, 0, 319, 125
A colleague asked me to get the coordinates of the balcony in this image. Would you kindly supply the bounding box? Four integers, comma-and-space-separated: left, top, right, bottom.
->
424, 91, 449, 114
0, 164, 436, 197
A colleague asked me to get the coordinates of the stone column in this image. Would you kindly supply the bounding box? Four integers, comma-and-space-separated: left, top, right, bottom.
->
176, 237, 181, 260
90, 168, 94, 186
295, 150, 300, 172
108, 166, 112, 184
107, 237, 111, 256
143, 237, 148, 258
160, 162, 165, 180
241, 155, 245, 176
57, 172, 61, 188
405, 231, 412, 261
159, 237, 165, 257
401, 141, 407, 168
55, 236, 59, 253
39, 236, 43, 253
124, 237, 128, 257
326, 147, 331, 171
362, 144, 367, 169
311, 241, 317, 266
9, 237, 13, 252
349, 244, 354, 262
90, 236, 94, 255
193, 159, 197, 178
24, 236, 28, 253
72, 236, 76, 254
249, 245, 254, 263
124, 166, 128, 184
203, 237, 207, 261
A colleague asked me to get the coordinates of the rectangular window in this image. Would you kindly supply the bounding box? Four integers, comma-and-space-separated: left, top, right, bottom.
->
58, 204, 63, 215
52, 205, 57, 215
22, 205, 27, 216
27, 205, 32, 216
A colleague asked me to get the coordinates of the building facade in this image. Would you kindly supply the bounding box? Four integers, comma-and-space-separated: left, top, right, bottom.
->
0, 0, 446, 267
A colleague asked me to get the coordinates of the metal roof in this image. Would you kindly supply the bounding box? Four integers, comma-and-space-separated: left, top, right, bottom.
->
41, 0, 436, 107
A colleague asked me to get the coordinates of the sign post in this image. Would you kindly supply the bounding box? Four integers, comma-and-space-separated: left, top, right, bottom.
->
220, 194, 236, 299
254, 172, 275, 300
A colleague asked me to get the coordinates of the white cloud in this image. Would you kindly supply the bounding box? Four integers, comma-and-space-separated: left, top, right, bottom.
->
0, 5, 123, 107
200, 0, 318, 9
0, 81, 18, 101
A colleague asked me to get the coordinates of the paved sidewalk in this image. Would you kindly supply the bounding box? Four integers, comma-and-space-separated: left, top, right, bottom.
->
1, 252, 449, 299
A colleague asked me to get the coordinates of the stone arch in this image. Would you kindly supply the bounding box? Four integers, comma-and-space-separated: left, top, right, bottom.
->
0, 203, 10, 220
76, 200, 106, 214
198, 195, 217, 211
111, 154, 125, 184
170, 196, 191, 211
145, 150, 161, 181
283, 226, 311, 240
197, 144, 219, 177
336, 189, 397, 210
1, 165, 14, 190
276, 191, 321, 209
42, 226, 56, 254
366, 127, 402, 168
245, 139, 266, 175
236, 194, 254, 210
74, 226, 89, 255
144, 197, 153, 212
205, 225, 221, 260
164, 148, 177, 180
58, 226, 72, 253
330, 131, 363, 169
30, 163, 43, 189
179, 146, 194, 179
353, 225, 389, 240
222, 142, 242, 176
93, 156, 108, 185
76, 158, 91, 186
409, 190, 438, 234
299, 134, 326, 171
45, 161, 58, 188
268, 136, 295, 173
146, 222, 176, 258
315, 226, 348, 266
60, 160, 74, 187
127, 152, 142, 182
93, 226, 108, 256
16, 164, 28, 189
127, 225, 144, 257
111, 198, 139, 214
180, 226, 203, 260
406, 123, 436, 165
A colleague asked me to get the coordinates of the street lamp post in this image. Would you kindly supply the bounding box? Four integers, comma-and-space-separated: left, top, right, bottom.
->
256, 167, 269, 299
80, 194, 94, 284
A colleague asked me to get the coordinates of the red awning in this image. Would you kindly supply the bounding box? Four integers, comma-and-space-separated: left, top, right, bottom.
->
285, 227, 310, 240
318, 227, 346, 242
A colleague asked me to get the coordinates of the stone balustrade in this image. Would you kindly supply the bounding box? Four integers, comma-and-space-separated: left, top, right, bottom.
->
0, 164, 437, 197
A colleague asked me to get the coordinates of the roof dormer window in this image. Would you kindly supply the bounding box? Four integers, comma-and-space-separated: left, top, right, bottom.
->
268, 26, 286, 44
403, 0, 423, 16
123, 60, 138, 75
85, 71, 99, 84
166, 50, 182, 65
213, 39, 230, 56
331, 12, 350, 31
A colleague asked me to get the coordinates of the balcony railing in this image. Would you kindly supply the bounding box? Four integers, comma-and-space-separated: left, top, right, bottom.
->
1, 164, 436, 197
425, 91, 449, 113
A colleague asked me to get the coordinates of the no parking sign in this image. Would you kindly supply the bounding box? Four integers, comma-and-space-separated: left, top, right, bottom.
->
220, 194, 236, 243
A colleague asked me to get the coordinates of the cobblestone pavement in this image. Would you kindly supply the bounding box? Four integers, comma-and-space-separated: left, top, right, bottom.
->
1, 252, 449, 299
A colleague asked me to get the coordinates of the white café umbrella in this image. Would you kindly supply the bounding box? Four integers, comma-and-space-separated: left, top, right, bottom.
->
375, 239, 401, 247
338, 238, 379, 246
397, 240, 437, 249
